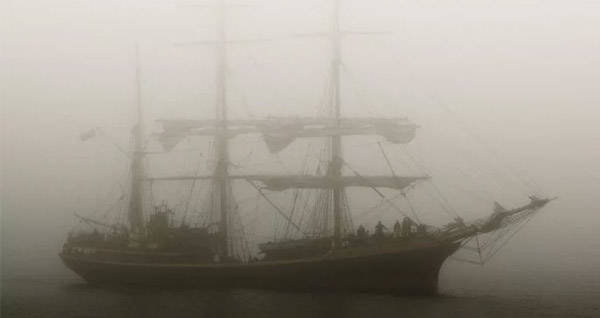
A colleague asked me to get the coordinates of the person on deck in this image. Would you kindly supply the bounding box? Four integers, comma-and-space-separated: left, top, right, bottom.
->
375, 221, 386, 238
401, 217, 415, 237
357, 225, 367, 239
393, 220, 401, 238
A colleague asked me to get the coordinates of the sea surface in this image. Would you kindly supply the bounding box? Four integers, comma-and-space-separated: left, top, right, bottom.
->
3, 196, 600, 318
2, 251, 599, 318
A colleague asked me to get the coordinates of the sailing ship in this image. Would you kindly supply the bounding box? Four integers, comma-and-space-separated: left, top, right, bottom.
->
60, 0, 554, 295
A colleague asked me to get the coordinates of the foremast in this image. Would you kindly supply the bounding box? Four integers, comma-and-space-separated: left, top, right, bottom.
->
329, 0, 344, 246
128, 44, 145, 235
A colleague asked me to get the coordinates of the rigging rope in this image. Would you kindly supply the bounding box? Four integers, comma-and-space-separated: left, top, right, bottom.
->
246, 179, 306, 236
401, 191, 422, 224
95, 128, 131, 159
341, 160, 418, 223
356, 191, 404, 221
377, 142, 397, 176
284, 142, 315, 238
483, 212, 537, 263
401, 147, 461, 220
181, 153, 206, 225
427, 94, 541, 196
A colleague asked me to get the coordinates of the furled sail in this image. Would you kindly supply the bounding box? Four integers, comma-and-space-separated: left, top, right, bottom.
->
157, 119, 261, 151
156, 117, 417, 152
245, 175, 429, 191
145, 174, 428, 191
259, 119, 417, 153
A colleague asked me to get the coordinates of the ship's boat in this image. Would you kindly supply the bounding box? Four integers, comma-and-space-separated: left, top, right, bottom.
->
60, 0, 554, 295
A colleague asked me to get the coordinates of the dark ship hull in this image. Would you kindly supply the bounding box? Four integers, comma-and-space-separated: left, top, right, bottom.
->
60, 240, 460, 295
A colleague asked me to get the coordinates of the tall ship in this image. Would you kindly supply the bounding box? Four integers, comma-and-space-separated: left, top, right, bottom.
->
60, 0, 554, 295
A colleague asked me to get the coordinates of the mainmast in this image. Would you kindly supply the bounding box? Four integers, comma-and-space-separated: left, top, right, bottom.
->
128, 44, 145, 234
214, 0, 232, 257
330, 0, 344, 246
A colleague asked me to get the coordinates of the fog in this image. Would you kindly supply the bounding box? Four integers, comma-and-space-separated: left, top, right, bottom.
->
2, 0, 600, 301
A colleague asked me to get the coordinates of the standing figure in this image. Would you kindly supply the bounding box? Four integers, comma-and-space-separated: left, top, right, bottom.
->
375, 221, 386, 238
357, 225, 367, 239
402, 217, 415, 237
393, 220, 401, 238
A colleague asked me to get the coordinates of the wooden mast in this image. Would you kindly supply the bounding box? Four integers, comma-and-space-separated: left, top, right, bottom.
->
330, 0, 344, 246
128, 43, 146, 234
153, 0, 421, 247
214, 0, 232, 257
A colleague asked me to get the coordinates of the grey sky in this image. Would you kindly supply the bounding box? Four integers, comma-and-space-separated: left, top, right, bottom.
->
2, 0, 600, 293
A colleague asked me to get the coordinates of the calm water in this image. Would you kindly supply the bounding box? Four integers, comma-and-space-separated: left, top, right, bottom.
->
3, 198, 600, 318
2, 254, 599, 318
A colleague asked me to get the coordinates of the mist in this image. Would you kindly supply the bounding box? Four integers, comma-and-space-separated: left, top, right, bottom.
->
2, 0, 600, 317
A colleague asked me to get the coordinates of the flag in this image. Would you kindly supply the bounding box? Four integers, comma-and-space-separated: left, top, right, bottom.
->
80, 128, 97, 141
